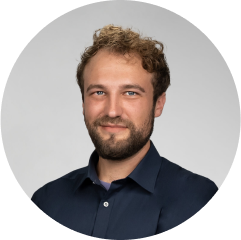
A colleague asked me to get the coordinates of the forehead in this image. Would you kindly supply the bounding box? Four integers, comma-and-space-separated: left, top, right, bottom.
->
83, 50, 154, 89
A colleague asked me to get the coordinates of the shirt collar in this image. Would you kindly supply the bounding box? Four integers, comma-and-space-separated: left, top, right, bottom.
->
74, 140, 163, 193
127, 140, 163, 193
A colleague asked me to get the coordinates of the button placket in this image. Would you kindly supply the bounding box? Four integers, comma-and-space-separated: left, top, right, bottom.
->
92, 198, 115, 238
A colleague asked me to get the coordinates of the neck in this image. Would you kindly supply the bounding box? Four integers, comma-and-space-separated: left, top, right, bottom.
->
96, 140, 150, 183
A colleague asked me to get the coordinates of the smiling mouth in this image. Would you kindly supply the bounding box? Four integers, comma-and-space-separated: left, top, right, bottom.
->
100, 124, 127, 133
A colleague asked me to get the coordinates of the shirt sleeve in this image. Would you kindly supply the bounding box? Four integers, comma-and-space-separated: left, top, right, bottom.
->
31, 186, 44, 209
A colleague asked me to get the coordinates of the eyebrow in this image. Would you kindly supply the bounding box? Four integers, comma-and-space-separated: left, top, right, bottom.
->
86, 84, 145, 93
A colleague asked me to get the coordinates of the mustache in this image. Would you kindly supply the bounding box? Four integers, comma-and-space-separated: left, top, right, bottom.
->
93, 116, 133, 128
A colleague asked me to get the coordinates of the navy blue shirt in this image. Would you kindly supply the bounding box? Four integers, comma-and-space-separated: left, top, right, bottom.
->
32, 141, 218, 239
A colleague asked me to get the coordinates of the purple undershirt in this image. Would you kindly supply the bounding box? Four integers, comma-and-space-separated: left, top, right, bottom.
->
99, 180, 111, 191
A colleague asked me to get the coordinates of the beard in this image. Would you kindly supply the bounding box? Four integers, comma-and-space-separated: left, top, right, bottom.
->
84, 107, 155, 161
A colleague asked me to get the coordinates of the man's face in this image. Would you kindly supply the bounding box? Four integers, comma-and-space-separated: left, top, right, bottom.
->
82, 50, 165, 160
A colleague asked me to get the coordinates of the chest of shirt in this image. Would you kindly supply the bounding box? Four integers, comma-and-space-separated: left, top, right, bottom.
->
48, 181, 162, 239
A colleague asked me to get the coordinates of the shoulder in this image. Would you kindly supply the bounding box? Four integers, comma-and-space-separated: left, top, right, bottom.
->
155, 157, 218, 233
157, 157, 218, 207
31, 166, 88, 210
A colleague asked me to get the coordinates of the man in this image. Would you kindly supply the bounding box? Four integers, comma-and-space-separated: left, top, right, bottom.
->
32, 25, 218, 239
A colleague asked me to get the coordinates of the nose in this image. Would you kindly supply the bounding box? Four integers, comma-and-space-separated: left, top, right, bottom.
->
104, 94, 123, 118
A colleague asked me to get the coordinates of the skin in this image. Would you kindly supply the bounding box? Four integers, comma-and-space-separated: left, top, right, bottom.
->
82, 49, 166, 183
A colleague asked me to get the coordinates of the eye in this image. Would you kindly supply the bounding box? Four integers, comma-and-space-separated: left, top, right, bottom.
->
94, 91, 138, 96
94, 91, 103, 95
127, 91, 137, 96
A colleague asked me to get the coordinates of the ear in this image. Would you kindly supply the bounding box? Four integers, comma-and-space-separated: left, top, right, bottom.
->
82, 102, 84, 115
154, 92, 166, 118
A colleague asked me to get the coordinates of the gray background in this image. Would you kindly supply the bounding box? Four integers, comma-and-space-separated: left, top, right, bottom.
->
1, 1, 240, 198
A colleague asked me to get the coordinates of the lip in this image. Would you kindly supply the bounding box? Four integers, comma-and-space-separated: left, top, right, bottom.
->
100, 124, 127, 133
101, 124, 126, 128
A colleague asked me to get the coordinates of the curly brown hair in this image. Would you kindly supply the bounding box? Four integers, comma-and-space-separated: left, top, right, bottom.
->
76, 25, 170, 105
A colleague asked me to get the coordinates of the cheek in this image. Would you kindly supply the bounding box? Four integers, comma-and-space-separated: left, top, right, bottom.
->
124, 101, 151, 123
126, 102, 149, 115
84, 100, 104, 120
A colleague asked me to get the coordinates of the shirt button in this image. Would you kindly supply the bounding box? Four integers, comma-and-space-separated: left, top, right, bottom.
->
103, 201, 109, 207
93, 182, 95, 184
